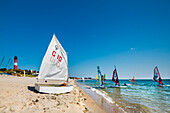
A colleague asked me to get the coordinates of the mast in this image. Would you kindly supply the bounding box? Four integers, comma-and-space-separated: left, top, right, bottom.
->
6, 58, 10, 69
8, 58, 13, 69
0, 56, 5, 68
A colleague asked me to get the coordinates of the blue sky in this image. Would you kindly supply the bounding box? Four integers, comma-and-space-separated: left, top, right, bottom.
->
0, 0, 170, 79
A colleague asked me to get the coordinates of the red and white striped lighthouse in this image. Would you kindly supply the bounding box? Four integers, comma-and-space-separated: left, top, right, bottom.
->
14, 56, 18, 69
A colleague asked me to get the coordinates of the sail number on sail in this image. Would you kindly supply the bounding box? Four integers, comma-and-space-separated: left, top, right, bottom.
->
50, 50, 62, 67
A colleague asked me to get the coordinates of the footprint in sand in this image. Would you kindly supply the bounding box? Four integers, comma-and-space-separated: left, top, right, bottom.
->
83, 107, 89, 113
50, 96, 56, 100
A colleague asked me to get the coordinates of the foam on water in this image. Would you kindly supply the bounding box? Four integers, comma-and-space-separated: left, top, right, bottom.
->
77, 79, 170, 113
90, 87, 115, 104
90, 87, 127, 113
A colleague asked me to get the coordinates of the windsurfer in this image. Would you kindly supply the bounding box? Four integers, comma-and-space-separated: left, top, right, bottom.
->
153, 67, 164, 86
132, 76, 135, 85
101, 75, 104, 87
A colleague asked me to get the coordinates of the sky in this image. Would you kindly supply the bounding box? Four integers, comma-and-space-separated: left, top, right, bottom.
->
0, 0, 170, 79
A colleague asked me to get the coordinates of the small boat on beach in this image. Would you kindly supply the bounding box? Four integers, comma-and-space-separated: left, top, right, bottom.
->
153, 66, 163, 87
35, 34, 73, 94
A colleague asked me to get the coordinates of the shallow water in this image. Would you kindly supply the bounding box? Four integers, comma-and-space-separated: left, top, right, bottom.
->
77, 79, 170, 113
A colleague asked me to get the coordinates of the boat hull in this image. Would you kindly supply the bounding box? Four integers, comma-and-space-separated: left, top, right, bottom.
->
35, 83, 74, 94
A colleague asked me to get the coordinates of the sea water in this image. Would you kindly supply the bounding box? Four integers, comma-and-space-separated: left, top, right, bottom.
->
77, 79, 170, 113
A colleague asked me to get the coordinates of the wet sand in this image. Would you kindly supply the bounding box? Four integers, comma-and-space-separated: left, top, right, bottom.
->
0, 75, 106, 113
77, 82, 125, 113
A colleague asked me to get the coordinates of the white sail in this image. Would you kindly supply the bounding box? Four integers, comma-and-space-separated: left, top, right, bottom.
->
38, 34, 68, 81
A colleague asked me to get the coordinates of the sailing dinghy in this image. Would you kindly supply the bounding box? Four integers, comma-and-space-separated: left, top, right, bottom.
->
153, 66, 163, 86
35, 34, 73, 94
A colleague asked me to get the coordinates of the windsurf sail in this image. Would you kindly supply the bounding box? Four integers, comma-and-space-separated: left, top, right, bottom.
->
96, 75, 98, 80
103, 74, 106, 80
132, 76, 135, 83
153, 66, 163, 85
97, 65, 102, 86
38, 34, 68, 82
82, 77, 84, 81
112, 67, 119, 85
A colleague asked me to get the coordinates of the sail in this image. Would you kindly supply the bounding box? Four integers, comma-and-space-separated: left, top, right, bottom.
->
103, 74, 106, 80
96, 75, 98, 80
112, 68, 119, 85
97, 65, 102, 85
153, 67, 163, 85
38, 34, 68, 81
132, 76, 135, 83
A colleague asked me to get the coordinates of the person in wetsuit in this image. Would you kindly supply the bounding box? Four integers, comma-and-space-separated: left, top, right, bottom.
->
101, 75, 104, 87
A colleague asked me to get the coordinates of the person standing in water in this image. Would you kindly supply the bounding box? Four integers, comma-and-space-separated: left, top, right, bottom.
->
101, 75, 104, 87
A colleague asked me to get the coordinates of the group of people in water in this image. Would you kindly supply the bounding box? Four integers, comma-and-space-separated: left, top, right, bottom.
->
97, 65, 164, 88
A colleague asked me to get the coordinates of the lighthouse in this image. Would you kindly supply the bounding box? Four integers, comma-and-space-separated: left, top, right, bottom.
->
14, 56, 18, 69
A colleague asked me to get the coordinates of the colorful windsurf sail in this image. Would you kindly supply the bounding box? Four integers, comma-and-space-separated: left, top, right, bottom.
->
103, 74, 106, 80
96, 75, 98, 80
132, 76, 135, 83
112, 67, 119, 85
97, 65, 102, 86
153, 67, 163, 85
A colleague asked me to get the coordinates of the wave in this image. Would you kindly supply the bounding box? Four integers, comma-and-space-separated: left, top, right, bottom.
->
90, 87, 127, 113
164, 85, 170, 86
90, 87, 114, 104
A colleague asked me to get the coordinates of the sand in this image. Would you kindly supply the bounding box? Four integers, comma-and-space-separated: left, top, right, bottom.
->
0, 75, 106, 113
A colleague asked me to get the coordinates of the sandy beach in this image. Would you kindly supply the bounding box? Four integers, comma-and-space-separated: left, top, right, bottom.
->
0, 75, 107, 113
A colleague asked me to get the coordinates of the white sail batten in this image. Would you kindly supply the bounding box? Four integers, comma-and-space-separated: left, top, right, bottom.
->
38, 34, 68, 81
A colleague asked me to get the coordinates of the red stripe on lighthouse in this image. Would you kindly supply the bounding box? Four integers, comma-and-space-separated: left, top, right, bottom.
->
14, 56, 18, 69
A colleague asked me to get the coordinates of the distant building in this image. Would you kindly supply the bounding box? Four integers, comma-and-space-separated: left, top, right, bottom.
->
14, 56, 17, 69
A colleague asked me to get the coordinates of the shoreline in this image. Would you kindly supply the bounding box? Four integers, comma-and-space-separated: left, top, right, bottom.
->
76, 82, 125, 113
76, 80, 161, 113
0, 75, 106, 113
